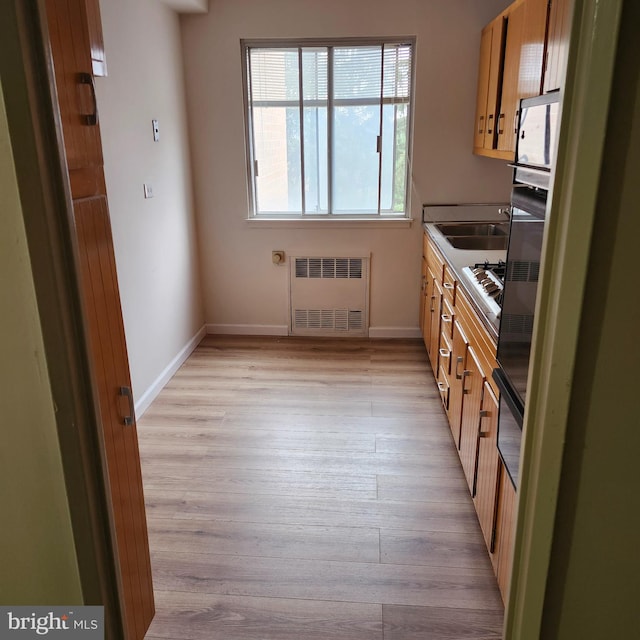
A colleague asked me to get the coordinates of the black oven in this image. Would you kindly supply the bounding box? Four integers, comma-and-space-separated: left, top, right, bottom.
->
493, 92, 559, 489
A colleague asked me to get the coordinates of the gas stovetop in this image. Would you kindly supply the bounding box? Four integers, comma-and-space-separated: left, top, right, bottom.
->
461, 261, 505, 317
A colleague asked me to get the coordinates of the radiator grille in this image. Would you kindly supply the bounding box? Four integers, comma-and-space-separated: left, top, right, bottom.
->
289, 256, 369, 336
295, 257, 363, 280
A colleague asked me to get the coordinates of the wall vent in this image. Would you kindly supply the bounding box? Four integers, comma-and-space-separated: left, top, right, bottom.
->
289, 256, 369, 336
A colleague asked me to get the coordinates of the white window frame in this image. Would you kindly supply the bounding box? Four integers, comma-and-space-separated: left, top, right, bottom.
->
241, 37, 416, 220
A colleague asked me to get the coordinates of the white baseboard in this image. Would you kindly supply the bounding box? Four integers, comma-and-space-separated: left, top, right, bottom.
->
368, 326, 422, 339
206, 324, 289, 336
135, 324, 207, 418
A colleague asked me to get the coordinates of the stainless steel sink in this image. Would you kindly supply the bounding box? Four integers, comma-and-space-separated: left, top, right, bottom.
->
435, 222, 510, 237
446, 236, 509, 251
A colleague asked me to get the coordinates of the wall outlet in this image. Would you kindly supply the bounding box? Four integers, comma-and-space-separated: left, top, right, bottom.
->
152, 119, 160, 142
143, 183, 154, 198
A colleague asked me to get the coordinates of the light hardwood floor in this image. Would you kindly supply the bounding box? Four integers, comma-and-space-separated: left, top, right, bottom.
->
139, 336, 504, 639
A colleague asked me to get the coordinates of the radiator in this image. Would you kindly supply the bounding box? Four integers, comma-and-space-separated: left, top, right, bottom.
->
289, 256, 370, 337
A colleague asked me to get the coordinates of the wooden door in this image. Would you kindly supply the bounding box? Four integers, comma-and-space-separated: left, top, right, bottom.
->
458, 346, 486, 493
493, 462, 518, 603
474, 381, 500, 551
484, 17, 506, 150
45, 1, 154, 638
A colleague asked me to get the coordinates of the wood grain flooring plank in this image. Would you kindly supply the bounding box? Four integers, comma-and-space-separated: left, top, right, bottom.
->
139, 448, 462, 478
147, 519, 380, 563
143, 490, 479, 534
145, 591, 383, 640
138, 425, 377, 453
150, 551, 504, 611
140, 467, 378, 500
382, 604, 503, 639
376, 474, 470, 503
380, 529, 492, 571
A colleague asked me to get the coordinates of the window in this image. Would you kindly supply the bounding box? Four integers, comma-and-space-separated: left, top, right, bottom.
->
242, 39, 414, 218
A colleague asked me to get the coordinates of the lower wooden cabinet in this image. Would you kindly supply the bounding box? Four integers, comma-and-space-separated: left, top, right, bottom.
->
422, 231, 517, 604
493, 463, 518, 601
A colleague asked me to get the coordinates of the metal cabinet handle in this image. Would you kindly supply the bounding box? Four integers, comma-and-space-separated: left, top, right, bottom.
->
439, 348, 450, 359
478, 115, 485, 135
455, 355, 464, 379
430, 295, 436, 313
441, 314, 452, 324
498, 113, 505, 135
437, 382, 447, 393
78, 72, 98, 126
119, 386, 135, 426
443, 282, 455, 291
514, 109, 520, 135
487, 113, 494, 134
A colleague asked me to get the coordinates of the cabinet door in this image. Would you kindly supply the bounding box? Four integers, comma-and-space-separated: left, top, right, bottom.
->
45, 1, 154, 637
473, 16, 506, 153
497, 0, 525, 153
543, 0, 573, 92
473, 25, 493, 150
474, 381, 500, 551
458, 346, 486, 493
493, 462, 518, 603
428, 275, 443, 376
420, 256, 428, 339
448, 319, 469, 446
498, 0, 549, 154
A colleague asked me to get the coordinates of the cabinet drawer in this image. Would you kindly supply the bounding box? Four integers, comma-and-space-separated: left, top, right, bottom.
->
442, 264, 457, 306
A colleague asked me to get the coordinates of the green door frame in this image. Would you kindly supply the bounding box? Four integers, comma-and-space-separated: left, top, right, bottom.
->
505, 0, 624, 637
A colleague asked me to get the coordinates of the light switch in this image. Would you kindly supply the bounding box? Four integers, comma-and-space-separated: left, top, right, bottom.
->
152, 119, 160, 142
143, 183, 154, 198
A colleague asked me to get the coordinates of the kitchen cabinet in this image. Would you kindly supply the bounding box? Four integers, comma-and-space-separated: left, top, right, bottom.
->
543, 0, 573, 92
474, 382, 501, 551
421, 229, 516, 604
474, 0, 550, 158
493, 463, 518, 601
473, 15, 506, 154
448, 319, 468, 446
45, 0, 153, 637
458, 345, 486, 493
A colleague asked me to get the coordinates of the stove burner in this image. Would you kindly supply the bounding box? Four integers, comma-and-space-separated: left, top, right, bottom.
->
461, 261, 505, 317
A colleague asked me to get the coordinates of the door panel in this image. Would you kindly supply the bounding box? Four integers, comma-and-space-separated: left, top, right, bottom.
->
45, 0, 154, 637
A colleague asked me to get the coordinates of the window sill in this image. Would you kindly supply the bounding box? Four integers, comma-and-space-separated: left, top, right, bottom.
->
245, 216, 414, 229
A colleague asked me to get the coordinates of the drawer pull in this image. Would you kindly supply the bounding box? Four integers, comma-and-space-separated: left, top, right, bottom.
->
441, 314, 452, 324
437, 382, 447, 393
455, 355, 464, 379
439, 348, 450, 359
443, 282, 455, 290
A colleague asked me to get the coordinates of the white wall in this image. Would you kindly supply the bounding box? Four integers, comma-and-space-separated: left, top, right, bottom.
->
180, 0, 513, 335
96, 0, 204, 409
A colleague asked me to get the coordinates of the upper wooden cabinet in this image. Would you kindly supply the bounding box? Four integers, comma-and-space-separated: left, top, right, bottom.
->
473, 16, 506, 153
474, 0, 550, 159
544, 0, 573, 92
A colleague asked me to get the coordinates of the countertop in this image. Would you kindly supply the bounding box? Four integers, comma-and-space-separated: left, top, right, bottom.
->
423, 222, 507, 340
